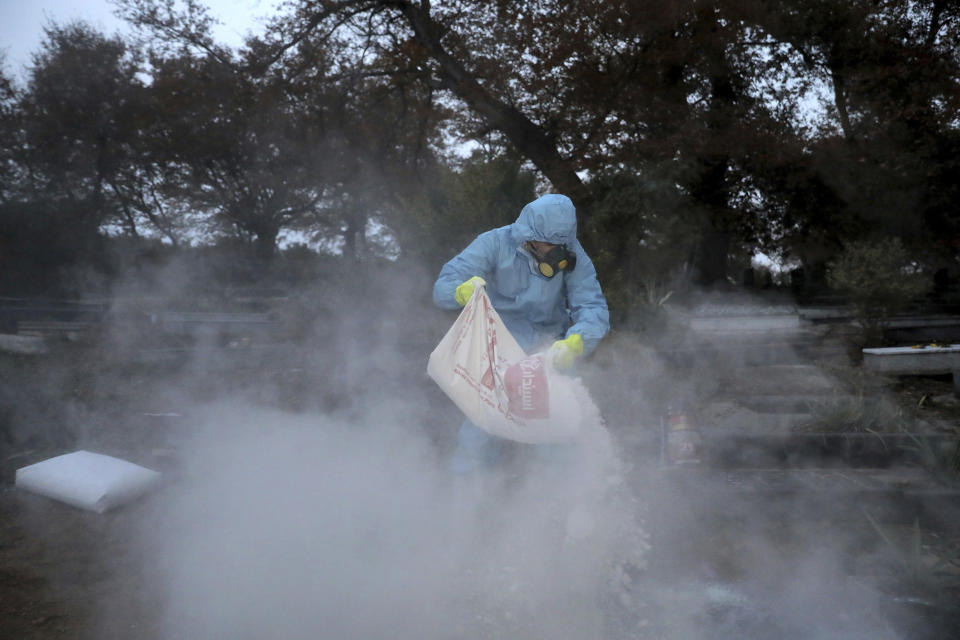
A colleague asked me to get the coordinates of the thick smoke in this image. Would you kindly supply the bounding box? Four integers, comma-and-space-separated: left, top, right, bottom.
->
139, 396, 648, 640
51, 260, 947, 640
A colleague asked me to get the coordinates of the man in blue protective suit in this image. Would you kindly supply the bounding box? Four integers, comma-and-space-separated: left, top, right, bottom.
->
432, 193, 610, 473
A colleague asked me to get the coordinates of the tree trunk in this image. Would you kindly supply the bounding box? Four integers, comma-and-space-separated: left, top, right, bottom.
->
690, 24, 737, 286
690, 155, 733, 286
253, 224, 279, 262
829, 61, 855, 141
341, 207, 366, 262
695, 226, 731, 287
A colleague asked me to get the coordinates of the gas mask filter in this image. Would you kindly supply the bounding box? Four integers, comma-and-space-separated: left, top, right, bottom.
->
536, 244, 577, 278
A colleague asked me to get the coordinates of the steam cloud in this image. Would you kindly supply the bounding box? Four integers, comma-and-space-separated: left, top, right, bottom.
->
140, 396, 648, 640
94, 279, 945, 640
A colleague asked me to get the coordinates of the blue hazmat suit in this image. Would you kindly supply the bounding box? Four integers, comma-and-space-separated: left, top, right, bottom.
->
432, 193, 610, 473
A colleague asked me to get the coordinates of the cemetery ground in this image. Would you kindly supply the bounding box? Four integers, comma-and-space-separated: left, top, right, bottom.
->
2, 297, 960, 639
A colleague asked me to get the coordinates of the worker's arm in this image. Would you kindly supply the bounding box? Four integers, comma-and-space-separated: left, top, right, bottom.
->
433, 231, 499, 310
562, 242, 610, 356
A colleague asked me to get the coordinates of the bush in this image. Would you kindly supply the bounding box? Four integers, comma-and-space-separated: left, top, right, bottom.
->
827, 237, 930, 345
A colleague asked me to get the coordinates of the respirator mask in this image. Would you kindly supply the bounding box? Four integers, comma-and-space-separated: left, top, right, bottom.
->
534, 244, 577, 278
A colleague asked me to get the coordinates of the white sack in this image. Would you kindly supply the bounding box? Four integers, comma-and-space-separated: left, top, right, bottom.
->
427, 284, 581, 444
15, 450, 161, 513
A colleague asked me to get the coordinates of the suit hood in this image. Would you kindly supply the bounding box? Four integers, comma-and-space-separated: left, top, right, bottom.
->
510, 194, 577, 246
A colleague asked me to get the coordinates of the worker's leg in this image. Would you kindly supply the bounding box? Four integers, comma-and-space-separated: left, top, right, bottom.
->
450, 418, 503, 474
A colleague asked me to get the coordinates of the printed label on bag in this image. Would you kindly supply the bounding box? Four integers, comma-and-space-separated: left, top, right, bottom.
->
481, 296, 499, 389
504, 356, 549, 419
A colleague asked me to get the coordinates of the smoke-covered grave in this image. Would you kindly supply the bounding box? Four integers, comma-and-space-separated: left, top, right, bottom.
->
2, 293, 960, 639
607, 299, 960, 639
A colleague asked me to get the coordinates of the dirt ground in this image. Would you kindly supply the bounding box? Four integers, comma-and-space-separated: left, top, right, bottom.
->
0, 484, 161, 639
0, 350, 186, 640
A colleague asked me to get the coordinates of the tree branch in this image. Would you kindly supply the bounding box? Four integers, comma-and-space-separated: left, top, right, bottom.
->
390, 0, 592, 214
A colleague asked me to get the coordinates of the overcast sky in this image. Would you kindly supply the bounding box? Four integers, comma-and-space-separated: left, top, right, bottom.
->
1, 0, 279, 76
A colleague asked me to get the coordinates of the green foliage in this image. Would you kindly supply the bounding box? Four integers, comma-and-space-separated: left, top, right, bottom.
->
902, 433, 960, 485
0, 200, 106, 296
15, 22, 149, 249
396, 150, 537, 272
0, 62, 20, 204
146, 52, 341, 259
796, 389, 915, 434
586, 167, 697, 332
827, 237, 931, 344
5, 1, 960, 297
862, 511, 960, 595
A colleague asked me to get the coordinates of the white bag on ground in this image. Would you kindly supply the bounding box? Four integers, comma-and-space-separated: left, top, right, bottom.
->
427, 284, 582, 443
15, 450, 162, 513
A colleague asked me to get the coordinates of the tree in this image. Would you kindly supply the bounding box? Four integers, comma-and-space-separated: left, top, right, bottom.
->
0, 59, 21, 206
743, 0, 960, 289
6, 22, 156, 280
828, 237, 931, 344
393, 146, 537, 271
114, 0, 960, 293
120, 0, 458, 261
285, 1, 851, 283
146, 51, 339, 259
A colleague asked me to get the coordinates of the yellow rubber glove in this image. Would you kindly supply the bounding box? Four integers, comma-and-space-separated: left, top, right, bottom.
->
550, 333, 583, 370
454, 276, 486, 307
